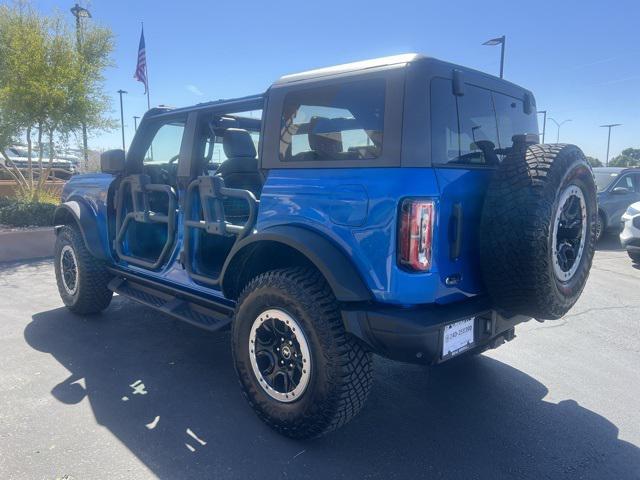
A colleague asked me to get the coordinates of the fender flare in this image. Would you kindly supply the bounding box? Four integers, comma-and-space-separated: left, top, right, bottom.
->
53, 200, 109, 260
220, 225, 372, 302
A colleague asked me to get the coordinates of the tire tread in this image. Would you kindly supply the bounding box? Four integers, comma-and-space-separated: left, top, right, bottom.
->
479, 143, 596, 319
233, 267, 373, 439
54, 225, 112, 314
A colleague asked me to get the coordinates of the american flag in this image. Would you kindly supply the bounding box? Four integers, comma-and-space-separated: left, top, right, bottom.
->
134, 27, 148, 93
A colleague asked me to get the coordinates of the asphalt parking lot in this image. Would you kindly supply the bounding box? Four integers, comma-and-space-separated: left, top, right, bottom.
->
1, 235, 639, 480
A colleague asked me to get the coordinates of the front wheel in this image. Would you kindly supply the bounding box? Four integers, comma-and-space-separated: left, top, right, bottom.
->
232, 267, 373, 439
54, 225, 113, 314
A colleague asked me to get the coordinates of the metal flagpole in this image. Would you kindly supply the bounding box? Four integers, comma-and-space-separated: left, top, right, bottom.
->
142, 22, 151, 111
142, 22, 152, 159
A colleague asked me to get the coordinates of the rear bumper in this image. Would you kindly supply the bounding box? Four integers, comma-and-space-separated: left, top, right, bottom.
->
342, 296, 530, 365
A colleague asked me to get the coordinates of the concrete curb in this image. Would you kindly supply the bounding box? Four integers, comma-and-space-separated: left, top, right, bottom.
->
0, 227, 55, 263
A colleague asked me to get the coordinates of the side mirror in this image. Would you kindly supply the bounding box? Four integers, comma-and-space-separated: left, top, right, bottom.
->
612, 186, 631, 195
100, 149, 125, 174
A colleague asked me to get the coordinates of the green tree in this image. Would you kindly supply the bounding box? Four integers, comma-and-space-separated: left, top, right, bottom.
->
609, 148, 640, 168
0, 2, 114, 201
586, 156, 602, 168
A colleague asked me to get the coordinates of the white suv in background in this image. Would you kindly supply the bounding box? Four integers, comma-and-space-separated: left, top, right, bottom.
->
3, 146, 76, 179
620, 201, 640, 264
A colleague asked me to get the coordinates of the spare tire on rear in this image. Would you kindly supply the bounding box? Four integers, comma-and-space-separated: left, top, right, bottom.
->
480, 143, 597, 320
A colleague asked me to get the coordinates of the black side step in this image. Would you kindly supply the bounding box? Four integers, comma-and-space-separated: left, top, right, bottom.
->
107, 276, 233, 331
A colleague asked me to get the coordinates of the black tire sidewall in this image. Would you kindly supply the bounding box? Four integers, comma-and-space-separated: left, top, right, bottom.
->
479, 144, 597, 320
232, 279, 339, 431
54, 225, 112, 314
545, 160, 597, 305
54, 227, 81, 308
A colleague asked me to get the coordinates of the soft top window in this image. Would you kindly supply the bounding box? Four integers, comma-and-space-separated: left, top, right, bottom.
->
279, 78, 385, 162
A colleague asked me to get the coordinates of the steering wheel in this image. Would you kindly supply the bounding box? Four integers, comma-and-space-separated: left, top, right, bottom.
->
168, 154, 180, 164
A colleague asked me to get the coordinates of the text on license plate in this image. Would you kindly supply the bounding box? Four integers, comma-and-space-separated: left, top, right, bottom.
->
442, 317, 475, 358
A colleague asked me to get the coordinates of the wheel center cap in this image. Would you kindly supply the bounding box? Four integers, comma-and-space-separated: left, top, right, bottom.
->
281, 345, 292, 359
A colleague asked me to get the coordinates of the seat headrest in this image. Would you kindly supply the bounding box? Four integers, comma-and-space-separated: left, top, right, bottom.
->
223, 128, 256, 159
308, 117, 342, 159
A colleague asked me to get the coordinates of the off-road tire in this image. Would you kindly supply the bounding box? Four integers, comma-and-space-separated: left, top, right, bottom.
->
480, 144, 597, 320
232, 267, 373, 439
54, 225, 113, 314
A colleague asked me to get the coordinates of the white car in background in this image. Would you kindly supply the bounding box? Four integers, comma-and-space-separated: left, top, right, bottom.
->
620, 201, 640, 264
2, 146, 76, 179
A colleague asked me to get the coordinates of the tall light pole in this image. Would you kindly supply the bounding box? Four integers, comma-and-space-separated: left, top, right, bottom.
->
537, 110, 547, 143
117, 90, 127, 151
133, 116, 140, 131
70, 3, 91, 168
483, 35, 506, 78
600, 123, 622, 167
548, 117, 572, 143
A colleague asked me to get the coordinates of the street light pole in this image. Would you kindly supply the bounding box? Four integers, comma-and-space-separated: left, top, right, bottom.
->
70, 3, 91, 169
600, 123, 622, 167
133, 116, 140, 131
537, 110, 547, 143
117, 90, 127, 151
548, 117, 572, 143
483, 35, 506, 78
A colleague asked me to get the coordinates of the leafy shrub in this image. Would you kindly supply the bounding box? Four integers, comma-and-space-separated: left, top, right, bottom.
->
0, 196, 13, 209
0, 199, 56, 227
14, 187, 61, 205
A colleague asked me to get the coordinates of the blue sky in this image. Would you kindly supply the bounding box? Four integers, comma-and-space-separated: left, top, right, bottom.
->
34, 0, 640, 162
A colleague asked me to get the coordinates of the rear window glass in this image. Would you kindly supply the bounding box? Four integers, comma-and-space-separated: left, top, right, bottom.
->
430, 78, 538, 166
280, 79, 385, 162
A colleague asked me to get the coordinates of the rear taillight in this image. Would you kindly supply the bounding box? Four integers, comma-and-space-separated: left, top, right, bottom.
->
398, 199, 435, 271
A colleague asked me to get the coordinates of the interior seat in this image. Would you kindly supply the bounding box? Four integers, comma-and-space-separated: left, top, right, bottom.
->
216, 128, 262, 222
216, 128, 262, 196
308, 116, 344, 160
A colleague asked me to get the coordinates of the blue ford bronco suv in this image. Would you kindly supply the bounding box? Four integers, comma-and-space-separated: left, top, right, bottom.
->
53, 54, 597, 439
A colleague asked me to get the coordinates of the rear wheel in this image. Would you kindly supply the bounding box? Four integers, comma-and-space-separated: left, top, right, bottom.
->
54, 225, 113, 314
232, 267, 373, 439
480, 144, 597, 320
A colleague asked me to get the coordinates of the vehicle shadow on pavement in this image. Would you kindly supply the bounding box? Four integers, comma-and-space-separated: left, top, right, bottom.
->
26, 299, 640, 480
596, 233, 624, 251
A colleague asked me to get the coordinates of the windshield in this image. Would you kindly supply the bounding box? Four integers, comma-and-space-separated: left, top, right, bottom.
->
594, 171, 619, 192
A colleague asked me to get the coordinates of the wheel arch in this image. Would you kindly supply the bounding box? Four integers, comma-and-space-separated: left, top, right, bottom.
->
53, 200, 109, 261
220, 225, 372, 302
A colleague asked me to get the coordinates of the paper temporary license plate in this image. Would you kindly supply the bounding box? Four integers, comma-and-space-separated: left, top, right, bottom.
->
442, 317, 475, 358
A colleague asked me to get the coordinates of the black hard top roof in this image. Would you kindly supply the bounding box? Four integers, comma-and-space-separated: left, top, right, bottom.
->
272, 53, 530, 92
147, 53, 532, 118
